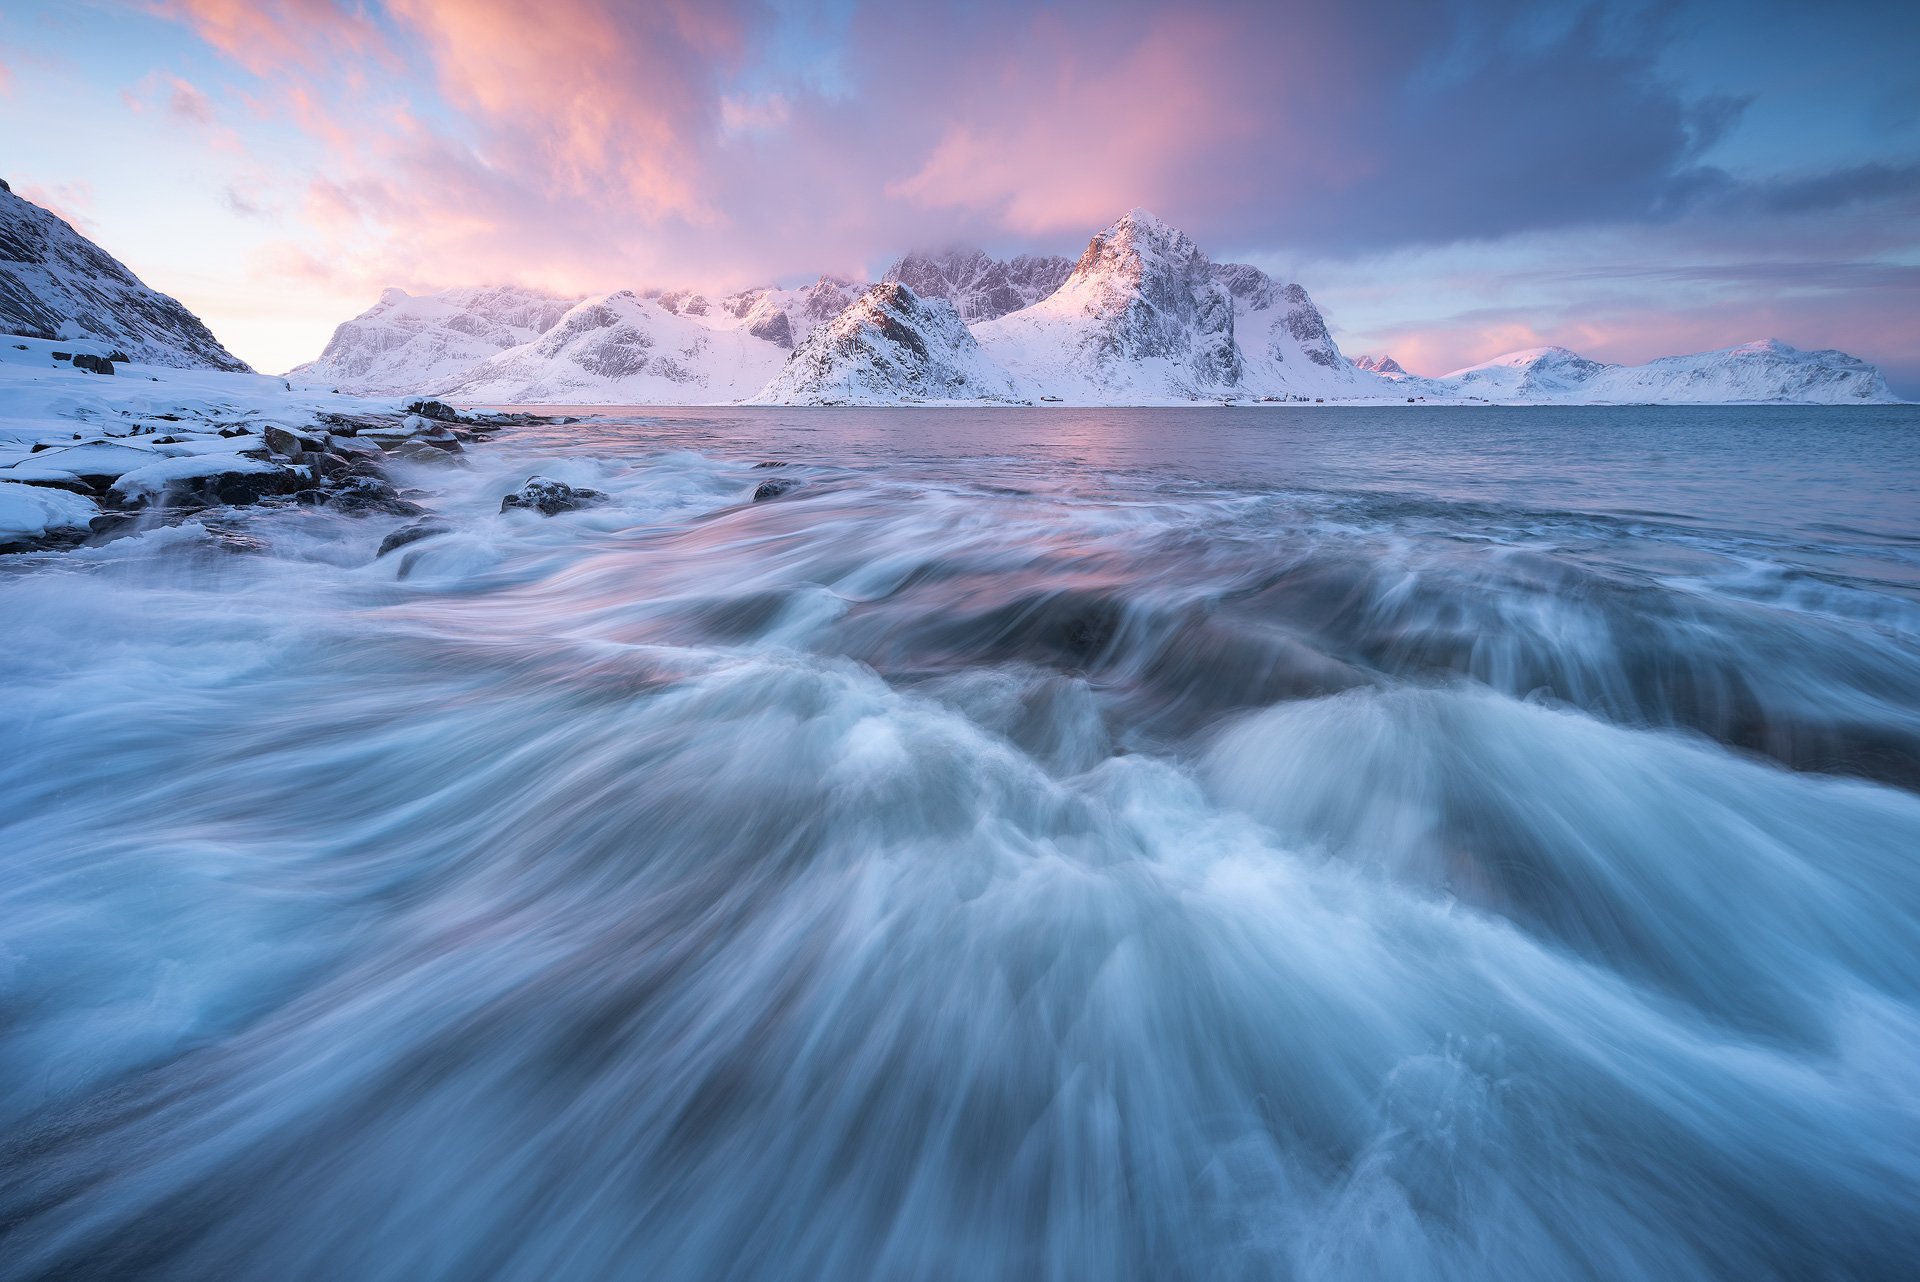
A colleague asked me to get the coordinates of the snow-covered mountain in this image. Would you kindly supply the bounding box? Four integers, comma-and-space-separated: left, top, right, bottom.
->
751, 282, 1022, 405
0, 179, 249, 371
1433, 340, 1896, 404
284, 205, 1901, 407
437, 291, 784, 404
1435, 346, 1613, 400
882, 248, 1074, 323
963, 210, 1384, 403
288, 285, 582, 394
972, 209, 1251, 401
716, 276, 865, 349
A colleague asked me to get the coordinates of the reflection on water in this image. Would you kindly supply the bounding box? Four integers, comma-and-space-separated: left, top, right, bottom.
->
2, 405, 1918, 1280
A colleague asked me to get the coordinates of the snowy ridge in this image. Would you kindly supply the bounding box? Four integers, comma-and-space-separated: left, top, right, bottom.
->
287, 285, 583, 395
0, 180, 249, 371
438, 291, 784, 405
882, 248, 1073, 323
716, 277, 866, 349
751, 283, 1021, 405
1432, 340, 1896, 404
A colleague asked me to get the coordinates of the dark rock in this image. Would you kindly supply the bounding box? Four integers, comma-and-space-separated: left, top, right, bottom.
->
328, 475, 421, 515
264, 425, 326, 457
500, 475, 608, 516
753, 478, 798, 501
294, 488, 330, 506
391, 440, 467, 465
752, 460, 789, 469
71, 353, 115, 376
51, 351, 71, 362
377, 519, 454, 557
217, 425, 252, 438
404, 399, 462, 422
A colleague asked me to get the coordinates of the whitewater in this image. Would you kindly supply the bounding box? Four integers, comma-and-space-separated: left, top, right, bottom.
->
2, 404, 1918, 1281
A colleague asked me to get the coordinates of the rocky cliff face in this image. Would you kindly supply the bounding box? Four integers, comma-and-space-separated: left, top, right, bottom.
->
0, 180, 250, 371
751, 282, 1022, 404
882, 248, 1073, 322
287, 285, 582, 394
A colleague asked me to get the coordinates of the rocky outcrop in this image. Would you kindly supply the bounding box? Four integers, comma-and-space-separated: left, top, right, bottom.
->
499, 475, 608, 516
0, 183, 250, 371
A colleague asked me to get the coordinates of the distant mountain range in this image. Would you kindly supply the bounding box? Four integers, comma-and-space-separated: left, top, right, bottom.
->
0, 180, 1901, 405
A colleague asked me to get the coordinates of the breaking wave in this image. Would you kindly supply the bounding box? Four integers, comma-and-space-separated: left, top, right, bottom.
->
2, 408, 1918, 1280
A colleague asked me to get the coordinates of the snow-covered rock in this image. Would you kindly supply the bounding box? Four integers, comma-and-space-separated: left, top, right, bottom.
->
716, 277, 865, 350
1433, 339, 1897, 404
0, 179, 249, 371
438, 291, 785, 404
751, 282, 1023, 405
0, 479, 97, 549
881, 248, 1073, 323
287, 285, 583, 395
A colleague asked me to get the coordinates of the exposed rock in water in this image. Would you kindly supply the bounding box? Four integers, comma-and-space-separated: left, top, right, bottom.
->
377, 519, 454, 557
500, 476, 608, 516
753, 478, 799, 501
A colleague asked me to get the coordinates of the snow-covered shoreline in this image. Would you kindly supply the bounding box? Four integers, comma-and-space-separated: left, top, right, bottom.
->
0, 336, 551, 555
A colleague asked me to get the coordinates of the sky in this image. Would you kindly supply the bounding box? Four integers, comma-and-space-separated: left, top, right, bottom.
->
3, 0, 1917, 392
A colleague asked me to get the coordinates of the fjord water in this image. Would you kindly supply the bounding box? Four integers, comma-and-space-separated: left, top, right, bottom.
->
3, 405, 1918, 1281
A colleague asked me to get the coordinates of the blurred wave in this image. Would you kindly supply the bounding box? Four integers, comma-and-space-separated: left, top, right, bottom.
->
2, 407, 1918, 1280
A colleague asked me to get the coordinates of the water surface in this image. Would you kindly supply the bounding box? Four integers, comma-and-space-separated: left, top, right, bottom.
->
3, 405, 1918, 1280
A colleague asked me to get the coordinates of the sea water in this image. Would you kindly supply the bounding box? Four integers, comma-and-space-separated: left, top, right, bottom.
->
2, 405, 1917, 1280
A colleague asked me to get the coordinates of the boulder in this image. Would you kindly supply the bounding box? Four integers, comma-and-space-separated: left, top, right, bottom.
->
377, 519, 454, 557
499, 476, 608, 516
404, 399, 463, 422
753, 478, 799, 502
70, 353, 115, 376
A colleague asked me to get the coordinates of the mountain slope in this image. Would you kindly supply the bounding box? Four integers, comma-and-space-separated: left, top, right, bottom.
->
716, 277, 865, 349
750, 283, 1022, 404
882, 248, 1073, 323
438, 291, 785, 404
1435, 340, 1897, 404
0, 179, 249, 371
1212, 262, 1377, 399
287, 285, 582, 394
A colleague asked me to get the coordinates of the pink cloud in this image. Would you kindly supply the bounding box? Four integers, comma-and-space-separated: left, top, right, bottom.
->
148, 0, 387, 75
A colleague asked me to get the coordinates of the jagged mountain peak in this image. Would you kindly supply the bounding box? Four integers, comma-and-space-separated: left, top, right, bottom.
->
0, 182, 250, 371
1353, 354, 1408, 377
882, 245, 1072, 322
